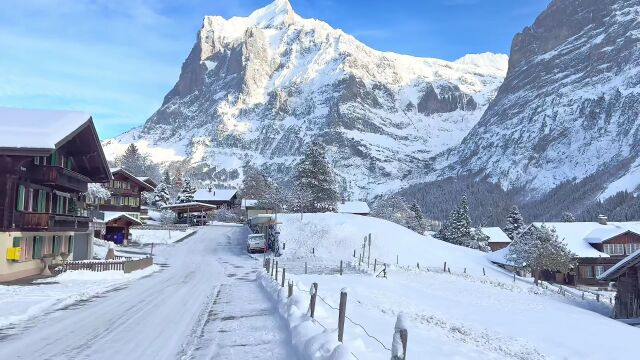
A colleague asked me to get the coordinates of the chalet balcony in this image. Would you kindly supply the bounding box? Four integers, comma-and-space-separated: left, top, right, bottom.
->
14, 212, 90, 232
27, 165, 90, 193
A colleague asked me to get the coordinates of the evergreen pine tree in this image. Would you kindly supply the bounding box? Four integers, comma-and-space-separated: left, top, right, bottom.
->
151, 183, 171, 209
504, 205, 525, 240
162, 170, 171, 186
561, 212, 576, 222
507, 225, 575, 285
176, 178, 196, 203
436, 195, 472, 246
407, 201, 427, 234
294, 142, 339, 212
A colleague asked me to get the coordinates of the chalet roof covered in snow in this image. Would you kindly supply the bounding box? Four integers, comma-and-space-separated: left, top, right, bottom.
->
336, 201, 370, 214
0, 107, 92, 149
110, 168, 155, 192
241, 199, 258, 209
480, 227, 511, 243
193, 189, 237, 202
599, 248, 640, 281
103, 212, 143, 225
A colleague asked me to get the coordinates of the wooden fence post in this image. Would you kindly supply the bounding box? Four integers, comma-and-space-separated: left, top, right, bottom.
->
338, 288, 348, 342
464, 267, 467, 274
596, 293, 600, 302
367, 233, 371, 268
417, 262, 420, 270
271, 259, 275, 277
282, 268, 286, 288
353, 249, 356, 258
288, 281, 293, 298
391, 313, 408, 360
305, 261, 308, 274
340, 260, 343, 276
275, 261, 279, 281
483, 267, 486, 276
374, 258, 377, 272
309, 283, 318, 318
513, 273, 516, 282
443, 261, 447, 272
448, 267, 451, 274
312, 247, 315, 255
396, 254, 399, 265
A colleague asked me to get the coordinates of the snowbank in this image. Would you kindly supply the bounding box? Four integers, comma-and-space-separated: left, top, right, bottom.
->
130, 228, 195, 244
0, 266, 158, 328
258, 270, 351, 360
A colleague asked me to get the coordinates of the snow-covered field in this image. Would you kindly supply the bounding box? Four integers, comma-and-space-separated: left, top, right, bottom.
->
267, 213, 638, 360
0, 266, 157, 329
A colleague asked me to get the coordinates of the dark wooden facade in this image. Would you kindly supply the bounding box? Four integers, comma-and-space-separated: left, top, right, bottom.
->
600, 253, 640, 319
92, 168, 155, 215
0, 120, 111, 233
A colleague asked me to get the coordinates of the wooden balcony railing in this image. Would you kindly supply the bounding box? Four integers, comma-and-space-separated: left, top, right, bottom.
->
14, 212, 90, 232
27, 165, 90, 193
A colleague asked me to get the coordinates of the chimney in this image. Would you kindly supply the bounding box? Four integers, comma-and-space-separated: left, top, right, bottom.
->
597, 215, 608, 225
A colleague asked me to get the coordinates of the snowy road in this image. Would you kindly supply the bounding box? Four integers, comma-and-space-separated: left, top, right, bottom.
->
0, 225, 295, 360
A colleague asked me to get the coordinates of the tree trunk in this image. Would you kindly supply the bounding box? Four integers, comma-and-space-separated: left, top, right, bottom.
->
533, 269, 540, 286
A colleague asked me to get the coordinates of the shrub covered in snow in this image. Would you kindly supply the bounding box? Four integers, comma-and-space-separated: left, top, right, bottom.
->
159, 209, 177, 225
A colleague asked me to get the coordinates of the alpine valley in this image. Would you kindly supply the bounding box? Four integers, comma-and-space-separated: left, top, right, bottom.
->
105, 0, 640, 224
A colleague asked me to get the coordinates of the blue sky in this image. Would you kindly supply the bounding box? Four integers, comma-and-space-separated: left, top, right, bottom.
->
0, 0, 549, 139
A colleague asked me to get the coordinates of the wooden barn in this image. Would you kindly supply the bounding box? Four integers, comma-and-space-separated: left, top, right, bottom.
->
599, 250, 640, 320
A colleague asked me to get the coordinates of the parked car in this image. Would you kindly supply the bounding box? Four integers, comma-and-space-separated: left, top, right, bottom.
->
247, 234, 266, 253
191, 214, 208, 226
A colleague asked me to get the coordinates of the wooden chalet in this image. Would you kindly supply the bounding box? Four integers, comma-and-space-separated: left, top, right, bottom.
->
0, 107, 111, 282
336, 201, 370, 216
599, 250, 640, 320
193, 188, 238, 208
88, 168, 155, 244
481, 227, 512, 252
489, 217, 640, 286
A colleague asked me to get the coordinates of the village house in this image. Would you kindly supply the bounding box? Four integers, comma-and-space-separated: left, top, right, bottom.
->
489, 217, 640, 286
241, 199, 274, 220
481, 227, 511, 252
193, 188, 238, 209
0, 107, 111, 282
136, 176, 157, 223
88, 168, 155, 244
336, 201, 370, 216
161, 202, 217, 225
598, 250, 640, 320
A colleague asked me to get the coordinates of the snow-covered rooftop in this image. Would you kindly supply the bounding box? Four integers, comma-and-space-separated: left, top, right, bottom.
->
241, 199, 258, 209
336, 201, 370, 214
161, 202, 217, 210
193, 189, 237, 202
480, 227, 511, 243
103, 212, 143, 225
599, 248, 640, 281
0, 107, 91, 149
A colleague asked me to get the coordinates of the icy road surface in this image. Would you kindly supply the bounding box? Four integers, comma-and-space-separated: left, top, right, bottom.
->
0, 225, 295, 360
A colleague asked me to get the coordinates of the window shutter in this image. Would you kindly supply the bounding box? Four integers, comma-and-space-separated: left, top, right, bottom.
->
16, 185, 25, 211
68, 236, 74, 253
51, 151, 59, 166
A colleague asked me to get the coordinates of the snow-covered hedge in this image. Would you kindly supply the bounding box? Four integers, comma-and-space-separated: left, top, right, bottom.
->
257, 271, 352, 360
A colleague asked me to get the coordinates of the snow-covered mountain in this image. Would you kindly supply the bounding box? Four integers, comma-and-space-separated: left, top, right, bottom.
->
104, 0, 507, 195
432, 0, 640, 198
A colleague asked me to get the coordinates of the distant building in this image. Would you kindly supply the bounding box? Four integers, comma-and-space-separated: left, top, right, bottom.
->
193, 188, 238, 208
89, 168, 155, 244
489, 217, 640, 286
481, 227, 511, 252
0, 107, 111, 281
336, 201, 370, 216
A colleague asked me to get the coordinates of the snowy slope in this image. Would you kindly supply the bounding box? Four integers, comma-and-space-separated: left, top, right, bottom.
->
431, 0, 640, 197
104, 0, 508, 196
271, 213, 635, 360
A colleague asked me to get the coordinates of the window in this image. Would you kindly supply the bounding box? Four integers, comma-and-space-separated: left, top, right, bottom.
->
34, 156, 40, 165
582, 266, 594, 279
595, 266, 605, 277
16, 237, 33, 261
32, 236, 43, 259
603, 243, 625, 255
53, 236, 61, 256
16, 185, 25, 211
37, 190, 47, 212
625, 243, 640, 255
43, 236, 53, 256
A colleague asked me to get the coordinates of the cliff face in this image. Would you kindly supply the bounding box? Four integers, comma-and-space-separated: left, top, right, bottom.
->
434, 0, 640, 197
106, 0, 507, 195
